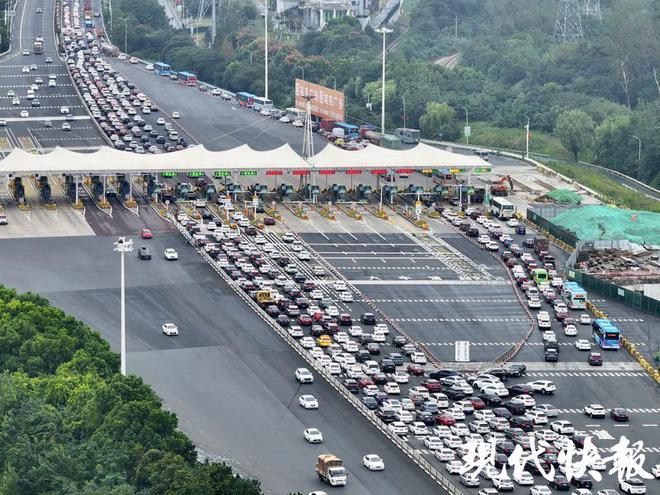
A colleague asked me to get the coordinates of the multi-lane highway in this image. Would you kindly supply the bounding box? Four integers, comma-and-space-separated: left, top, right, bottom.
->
0, 0, 105, 154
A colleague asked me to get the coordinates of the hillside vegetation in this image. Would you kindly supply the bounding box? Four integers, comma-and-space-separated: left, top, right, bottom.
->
106, 0, 660, 188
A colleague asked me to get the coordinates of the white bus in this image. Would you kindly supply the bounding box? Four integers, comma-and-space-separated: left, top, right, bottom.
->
285, 107, 306, 120
252, 96, 273, 112
490, 197, 516, 219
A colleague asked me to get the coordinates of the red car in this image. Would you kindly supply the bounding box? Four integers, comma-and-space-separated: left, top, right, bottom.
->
420, 379, 442, 392
436, 412, 456, 426
407, 364, 425, 376
297, 315, 312, 326
468, 396, 486, 410
358, 377, 374, 388
141, 228, 153, 239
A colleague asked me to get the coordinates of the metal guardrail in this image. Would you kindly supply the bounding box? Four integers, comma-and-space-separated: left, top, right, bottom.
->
173, 221, 464, 495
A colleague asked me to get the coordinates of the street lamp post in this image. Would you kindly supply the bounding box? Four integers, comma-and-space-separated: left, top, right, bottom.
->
524, 115, 530, 159
462, 106, 469, 145
264, 1, 268, 100
632, 135, 642, 178
113, 237, 133, 376
375, 27, 393, 136
402, 96, 406, 129
329, 75, 337, 90
118, 17, 128, 54
295, 65, 305, 81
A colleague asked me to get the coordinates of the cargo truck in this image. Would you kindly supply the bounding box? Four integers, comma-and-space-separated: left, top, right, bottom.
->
533, 237, 550, 255
33, 40, 44, 54
316, 454, 347, 486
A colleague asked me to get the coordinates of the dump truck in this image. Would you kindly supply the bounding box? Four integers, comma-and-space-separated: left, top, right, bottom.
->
255, 289, 275, 306
533, 237, 550, 255
316, 454, 347, 486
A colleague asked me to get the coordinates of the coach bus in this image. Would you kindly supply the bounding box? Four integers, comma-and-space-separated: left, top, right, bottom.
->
532, 268, 549, 286
562, 281, 588, 309
252, 96, 273, 112
489, 197, 516, 219
236, 92, 256, 108
592, 318, 621, 350
154, 62, 172, 76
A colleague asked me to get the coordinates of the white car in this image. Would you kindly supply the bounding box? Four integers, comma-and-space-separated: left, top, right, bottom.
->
22, 66, 29, 73
443, 435, 463, 449
534, 428, 558, 442
433, 425, 452, 438
530, 487, 552, 495
333, 281, 347, 291
20, 110, 29, 118
409, 422, 429, 436
363, 454, 384, 471
288, 326, 303, 338
492, 476, 514, 491
619, 478, 646, 494
394, 410, 414, 423
279, 115, 291, 123
341, 341, 359, 353
164, 248, 179, 260
295, 368, 314, 383
551, 420, 575, 435
511, 394, 536, 407
526, 380, 556, 394
512, 470, 534, 486
525, 410, 548, 425
584, 404, 606, 418
299, 394, 319, 409
300, 336, 315, 349
391, 371, 409, 383
575, 339, 592, 351
474, 409, 495, 421
507, 218, 519, 227
326, 306, 339, 317
481, 385, 509, 397
450, 423, 470, 437
292, 119, 303, 127
348, 325, 363, 337
374, 323, 389, 335
528, 298, 541, 309
162, 323, 179, 336
435, 448, 455, 462
445, 460, 463, 474
339, 291, 353, 302
423, 436, 443, 450
383, 382, 400, 394
563, 324, 578, 336
579, 314, 592, 325
478, 234, 490, 244
171, 111, 180, 118
60, 106, 69, 114
387, 421, 407, 436
156, 117, 166, 125
372, 331, 386, 343
304, 428, 323, 443
410, 352, 427, 364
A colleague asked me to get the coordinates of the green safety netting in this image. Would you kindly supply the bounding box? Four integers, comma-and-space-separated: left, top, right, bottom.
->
544, 188, 583, 205
551, 205, 660, 245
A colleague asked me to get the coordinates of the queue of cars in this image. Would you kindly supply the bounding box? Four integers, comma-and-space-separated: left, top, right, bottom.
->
172, 200, 651, 495
62, 1, 187, 153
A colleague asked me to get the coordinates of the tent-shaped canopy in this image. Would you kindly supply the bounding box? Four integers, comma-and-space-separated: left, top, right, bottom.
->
308, 142, 489, 169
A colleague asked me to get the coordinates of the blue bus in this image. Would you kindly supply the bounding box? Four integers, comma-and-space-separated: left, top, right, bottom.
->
154, 62, 172, 76
592, 318, 621, 350
236, 91, 256, 107
562, 281, 588, 309
333, 122, 359, 139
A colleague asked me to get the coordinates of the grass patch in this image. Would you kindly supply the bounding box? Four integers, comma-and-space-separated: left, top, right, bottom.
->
467, 121, 578, 161
542, 160, 660, 213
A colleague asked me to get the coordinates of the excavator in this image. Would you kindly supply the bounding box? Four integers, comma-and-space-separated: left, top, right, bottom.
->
490, 175, 514, 196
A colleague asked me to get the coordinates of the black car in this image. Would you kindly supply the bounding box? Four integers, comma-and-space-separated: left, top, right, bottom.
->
392, 335, 407, 347
610, 408, 629, 422
356, 350, 371, 363
506, 364, 527, 377
444, 387, 466, 400
495, 441, 515, 456
360, 312, 376, 325
507, 384, 535, 397
516, 225, 526, 235
343, 379, 359, 394
525, 458, 551, 475
361, 396, 378, 410
549, 475, 570, 491
416, 411, 436, 426
478, 393, 503, 407
510, 417, 534, 431
372, 372, 388, 385
276, 315, 290, 327
491, 407, 513, 420
266, 305, 280, 317
502, 401, 527, 416
366, 343, 381, 355
137, 246, 152, 260
545, 349, 559, 362
376, 408, 396, 423
523, 238, 535, 248
429, 369, 460, 380
570, 475, 593, 489
493, 453, 508, 469
379, 359, 396, 373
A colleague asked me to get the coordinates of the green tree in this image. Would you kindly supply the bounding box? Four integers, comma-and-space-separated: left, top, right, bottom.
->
555, 109, 595, 161
419, 102, 460, 140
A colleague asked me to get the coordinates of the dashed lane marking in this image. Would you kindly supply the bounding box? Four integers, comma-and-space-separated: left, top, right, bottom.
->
371, 298, 518, 304
395, 317, 528, 323
0, 105, 84, 111
423, 341, 647, 347
336, 265, 452, 271
557, 408, 660, 414
348, 279, 510, 286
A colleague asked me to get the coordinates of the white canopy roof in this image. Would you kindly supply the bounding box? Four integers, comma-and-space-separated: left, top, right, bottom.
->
308, 142, 490, 169
0, 142, 489, 175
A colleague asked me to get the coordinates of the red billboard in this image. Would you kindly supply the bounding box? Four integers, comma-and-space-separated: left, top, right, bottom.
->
295, 79, 345, 122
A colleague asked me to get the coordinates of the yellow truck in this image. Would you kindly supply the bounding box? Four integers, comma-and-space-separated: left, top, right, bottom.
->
256, 289, 274, 306
316, 454, 347, 486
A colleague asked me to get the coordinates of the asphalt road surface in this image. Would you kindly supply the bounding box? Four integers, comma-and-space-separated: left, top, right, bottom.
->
0, 0, 105, 155
0, 234, 441, 495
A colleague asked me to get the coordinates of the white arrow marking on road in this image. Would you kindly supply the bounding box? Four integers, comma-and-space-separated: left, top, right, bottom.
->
398, 275, 411, 280
368, 276, 380, 280
591, 429, 614, 440
428, 275, 442, 280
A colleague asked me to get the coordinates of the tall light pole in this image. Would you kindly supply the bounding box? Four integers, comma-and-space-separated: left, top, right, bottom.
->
402, 96, 406, 129
328, 75, 337, 90
524, 115, 530, 159
295, 65, 305, 80
376, 27, 393, 136
632, 135, 642, 178
114, 237, 133, 376
118, 17, 128, 54
462, 106, 469, 145
264, 1, 268, 100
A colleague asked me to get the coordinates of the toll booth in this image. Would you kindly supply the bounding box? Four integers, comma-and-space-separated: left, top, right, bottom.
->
357, 184, 372, 200
91, 176, 105, 201
304, 184, 320, 201
12, 177, 25, 202
279, 183, 294, 199
175, 182, 192, 200
144, 174, 157, 196
383, 185, 397, 203
227, 183, 242, 202
252, 183, 268, 195
65, 175, 76, 201
116, 174, 131, 200
38, 176, 51, 203
331, 184, 347, 202
407, 184, 424, 195
201, 182, 217, 200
